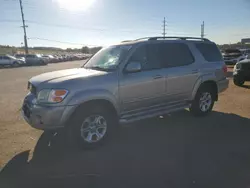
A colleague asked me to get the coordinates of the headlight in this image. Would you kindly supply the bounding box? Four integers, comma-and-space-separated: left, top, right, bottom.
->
37, 89, 69, 103
236, 63, 242, 70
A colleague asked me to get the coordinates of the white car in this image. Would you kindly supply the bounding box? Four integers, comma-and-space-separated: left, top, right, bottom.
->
0, 55, 24, 67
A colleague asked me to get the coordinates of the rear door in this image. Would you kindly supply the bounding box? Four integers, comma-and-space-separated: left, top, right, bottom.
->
26, 55, 35, 64
160, 42, 199, 101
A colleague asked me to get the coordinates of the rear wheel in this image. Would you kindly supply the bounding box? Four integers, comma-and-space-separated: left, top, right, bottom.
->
190, 85, 215, 116
233, 77, 245, 86
68, 105, 117, 149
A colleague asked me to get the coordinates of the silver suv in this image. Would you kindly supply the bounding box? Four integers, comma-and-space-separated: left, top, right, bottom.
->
22, 37, 229, 148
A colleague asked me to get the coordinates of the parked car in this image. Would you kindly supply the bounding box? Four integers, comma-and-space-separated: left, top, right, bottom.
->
233, 55, 250, 86
21, 36, 229, 148
0, 55, 24, 67
15, 54, 26, 62
42, 55, 57, 63
25, 54, 48, 65
239, 49, 250, 56
223, 49, 247, 65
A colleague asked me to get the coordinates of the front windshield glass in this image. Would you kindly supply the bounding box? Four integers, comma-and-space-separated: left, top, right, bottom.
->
83, 45, 131, 71
7, 55, 16, 59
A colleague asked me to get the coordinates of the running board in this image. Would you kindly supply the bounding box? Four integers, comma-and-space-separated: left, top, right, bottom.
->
119, 103, 189, 124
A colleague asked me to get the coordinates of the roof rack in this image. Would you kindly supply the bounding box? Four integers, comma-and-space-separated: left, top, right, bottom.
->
121, 40, 133, 43
135, 36, 210, 42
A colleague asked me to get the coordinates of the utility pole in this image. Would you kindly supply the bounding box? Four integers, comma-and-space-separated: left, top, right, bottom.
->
201, 21, 205, 39
163, 17, 166, 37
19, 0, 28, 54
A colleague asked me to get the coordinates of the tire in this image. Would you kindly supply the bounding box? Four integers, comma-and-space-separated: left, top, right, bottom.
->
233, 77, 245, 86
190, 85, 215, 116
12, 61, 19, 67
68, 104, 117, 149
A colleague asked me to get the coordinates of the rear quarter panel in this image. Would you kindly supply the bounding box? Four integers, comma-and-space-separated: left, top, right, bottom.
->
189, 42, 226, 100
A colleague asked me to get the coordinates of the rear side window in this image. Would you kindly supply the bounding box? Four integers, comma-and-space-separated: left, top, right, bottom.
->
196, 43, 223, 62
159, 43, 194, 68
26, 55, 35, 58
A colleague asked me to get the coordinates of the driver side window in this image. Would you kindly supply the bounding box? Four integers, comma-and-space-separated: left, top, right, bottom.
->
129, 44, 161, 71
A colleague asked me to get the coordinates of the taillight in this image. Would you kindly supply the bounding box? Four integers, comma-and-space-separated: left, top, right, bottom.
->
222, 65, 227, 75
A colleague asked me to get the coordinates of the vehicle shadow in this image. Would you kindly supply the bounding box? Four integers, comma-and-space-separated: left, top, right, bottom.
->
226, 69, 233, 78
241, 84, 250, 89
1, 111, 250, 188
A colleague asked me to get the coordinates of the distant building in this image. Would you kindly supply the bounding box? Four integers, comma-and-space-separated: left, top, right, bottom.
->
241, 38, 250, 44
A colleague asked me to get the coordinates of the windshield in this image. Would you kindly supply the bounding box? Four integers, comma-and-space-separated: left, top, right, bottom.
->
83, 45, 131, 71
7, 55, 16, 59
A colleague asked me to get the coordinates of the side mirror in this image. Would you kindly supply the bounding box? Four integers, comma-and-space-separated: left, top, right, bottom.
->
125, 61, 142, 73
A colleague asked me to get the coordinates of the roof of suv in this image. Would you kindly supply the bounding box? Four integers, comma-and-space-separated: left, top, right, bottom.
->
117, 36, 213, 46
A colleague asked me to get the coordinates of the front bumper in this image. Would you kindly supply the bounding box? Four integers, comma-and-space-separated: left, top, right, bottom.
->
233, 70, 250, 80
22, 93, 77, 130
217, 78, 229, 93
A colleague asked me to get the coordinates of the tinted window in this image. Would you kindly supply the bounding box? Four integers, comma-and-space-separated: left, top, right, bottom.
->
159, 43, 194, 67
145, 44, 162, 70
3, 56, 10, 60
129, 44, 161, 71
26, 55, 34, 58
196, 43, 223, 62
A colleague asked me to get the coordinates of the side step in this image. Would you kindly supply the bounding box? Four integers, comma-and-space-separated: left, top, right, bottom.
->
119, 103, 190, 124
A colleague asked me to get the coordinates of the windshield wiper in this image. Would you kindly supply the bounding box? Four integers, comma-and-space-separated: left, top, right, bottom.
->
84, 66, 115, 72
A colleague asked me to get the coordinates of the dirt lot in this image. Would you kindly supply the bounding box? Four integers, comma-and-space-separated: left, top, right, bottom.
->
0, 62, 250, 188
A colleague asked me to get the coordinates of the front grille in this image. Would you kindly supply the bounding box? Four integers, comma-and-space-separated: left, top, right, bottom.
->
242, 63, 250, 70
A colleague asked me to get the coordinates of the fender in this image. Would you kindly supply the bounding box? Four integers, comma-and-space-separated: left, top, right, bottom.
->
67, 89, 120, 113
191, 73, 217, 100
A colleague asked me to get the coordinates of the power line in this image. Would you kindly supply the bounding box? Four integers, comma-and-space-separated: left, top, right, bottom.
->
25, 20, 161, 34
18, 0, 29, 54
28, 37, 99, 47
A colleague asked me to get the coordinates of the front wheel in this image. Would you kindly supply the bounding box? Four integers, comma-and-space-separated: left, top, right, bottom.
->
190, 86, 215, 116
12, 61, 19, 67
233, 77, 245, 86
68, 105, 117, 149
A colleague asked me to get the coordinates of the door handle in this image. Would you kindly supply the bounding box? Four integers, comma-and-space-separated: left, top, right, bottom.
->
153, 75, 163, 79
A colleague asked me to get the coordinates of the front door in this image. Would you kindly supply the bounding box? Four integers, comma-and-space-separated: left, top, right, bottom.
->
119, 44, 165, 112
2, 56, 11, 65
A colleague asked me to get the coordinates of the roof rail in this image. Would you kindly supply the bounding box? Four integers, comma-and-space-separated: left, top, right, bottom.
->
121, 40, 133, 43
135, 36, 210, 42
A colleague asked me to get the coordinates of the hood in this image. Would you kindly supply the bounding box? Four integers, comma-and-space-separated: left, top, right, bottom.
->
30, 68, 106, 87
238, 59, 250, 64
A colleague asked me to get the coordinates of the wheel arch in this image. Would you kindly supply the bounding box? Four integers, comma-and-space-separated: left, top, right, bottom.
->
192, 79, 218, 101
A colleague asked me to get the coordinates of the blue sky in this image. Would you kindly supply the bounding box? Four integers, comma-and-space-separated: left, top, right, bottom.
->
1, 0, 250, 49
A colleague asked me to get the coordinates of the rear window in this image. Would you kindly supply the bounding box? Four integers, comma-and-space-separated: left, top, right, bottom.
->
196, 43, 223, 62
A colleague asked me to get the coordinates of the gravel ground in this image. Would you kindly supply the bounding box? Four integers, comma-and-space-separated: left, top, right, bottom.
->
0, 62, 250, 188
